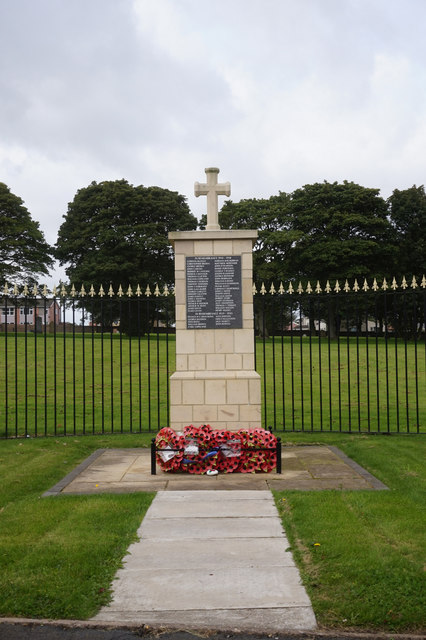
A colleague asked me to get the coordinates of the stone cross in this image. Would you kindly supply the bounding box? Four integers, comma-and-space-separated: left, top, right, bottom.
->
194, 167, 231, 230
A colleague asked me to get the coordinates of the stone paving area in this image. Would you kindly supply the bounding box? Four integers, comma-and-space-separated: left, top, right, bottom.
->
43, 445, 388, 496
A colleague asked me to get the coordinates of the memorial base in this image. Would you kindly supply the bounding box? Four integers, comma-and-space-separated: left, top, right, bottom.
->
170, 370, 261, 431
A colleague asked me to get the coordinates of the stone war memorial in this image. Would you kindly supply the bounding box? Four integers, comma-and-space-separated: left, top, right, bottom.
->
168, 167, 261, 432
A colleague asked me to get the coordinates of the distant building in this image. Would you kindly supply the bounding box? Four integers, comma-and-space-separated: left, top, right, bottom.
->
0, 299, 61, 329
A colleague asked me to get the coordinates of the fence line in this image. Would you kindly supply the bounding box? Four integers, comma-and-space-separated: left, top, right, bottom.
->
1, 279, 425, 437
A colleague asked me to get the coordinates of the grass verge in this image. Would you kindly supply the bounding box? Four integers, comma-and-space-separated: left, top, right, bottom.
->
274, 432, 426, 632
0, 434, 153, 619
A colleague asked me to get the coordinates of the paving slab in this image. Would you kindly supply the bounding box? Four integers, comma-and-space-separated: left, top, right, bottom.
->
93, 490, 317, 632
43, 445, 388, 496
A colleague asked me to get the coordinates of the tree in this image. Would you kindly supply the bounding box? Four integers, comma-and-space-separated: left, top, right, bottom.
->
387, 184, 426, 278
284, 181, 395, 337
55, 179, 197, 333
0, 182, 53, 285
285, 180, 393, 282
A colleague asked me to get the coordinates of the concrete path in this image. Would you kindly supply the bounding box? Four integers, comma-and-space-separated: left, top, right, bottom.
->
92, 490, 317, 633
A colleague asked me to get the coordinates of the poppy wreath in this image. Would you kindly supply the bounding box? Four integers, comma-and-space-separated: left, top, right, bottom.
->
155, 427, 184, 472
155, 426, 277, 474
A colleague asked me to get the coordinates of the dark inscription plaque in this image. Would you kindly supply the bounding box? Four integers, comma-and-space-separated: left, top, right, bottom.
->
186, 256, 242, 329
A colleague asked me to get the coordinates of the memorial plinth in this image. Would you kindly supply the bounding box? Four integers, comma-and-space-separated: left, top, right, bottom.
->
168, 228, 261, 431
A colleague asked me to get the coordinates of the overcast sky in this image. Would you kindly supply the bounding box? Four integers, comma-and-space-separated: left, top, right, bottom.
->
1, 0, 426, 284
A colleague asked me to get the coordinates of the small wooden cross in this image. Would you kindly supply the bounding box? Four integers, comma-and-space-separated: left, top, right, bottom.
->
194, 167, 231, 230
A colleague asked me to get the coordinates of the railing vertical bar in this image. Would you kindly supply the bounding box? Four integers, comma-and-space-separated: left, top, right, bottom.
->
317, 299, 323, 431
290, 298, 295, 430
393, 293, 400, 432
345, 294, 351, 432
166, 304, 170, 429
375, 295, 380, 432
119, 299, 123, 433
280, 294, 286, 432
413, 291, 419, 432
336, 295, 342, 431
138, 297, 142, 432
24, 296, 28, 437
271, 297, 277, 431
110, 299, 114, 433
262, 294, 267, 429
72, 297, 76, 435
299, 302, 304, 430
355, 296, 361, 431
403, 290, 409, 432
308, 296, 314, 432
33, 294, 38, 437
101, 299, 105, 433
53, 294, 57, 436
128, 298, 133, 433
4, 294, 8, 438
384, 291, 390, 432
91, 298, 95, 434
156, 300, 161, 430
14, 297, 18, 437
147, 297, 152, 430
365, 304, 370, 433
62, 297, 67, 436
81, 297, 86, 435
327, 298, 332, 431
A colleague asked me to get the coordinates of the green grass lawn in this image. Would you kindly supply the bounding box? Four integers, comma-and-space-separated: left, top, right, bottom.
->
274, 432, 426, 632
1, 333, 425, 437
0, 434, 154, 619
0, 432, 424, 632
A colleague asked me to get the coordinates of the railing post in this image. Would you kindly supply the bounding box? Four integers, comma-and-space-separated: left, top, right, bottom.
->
151, 438, 156, 475
276, 436, 282, 474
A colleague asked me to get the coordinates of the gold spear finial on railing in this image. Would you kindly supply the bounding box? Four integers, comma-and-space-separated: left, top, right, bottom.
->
108, 284, 114, 297
32, 284, 38, 296
269, 283, 276, 295
60, 283, 67, 297
99, 284, 105, 297
297, 281, 303, 294
163, 284, 169, 296
362, 278, 369, 292
23, 284, 29, 296
260, 282, 266, 295
401, 275, 408, 289
391, 277, 398, 290
89, 285, 96, 297
372, 278, 379, 291
325, 280, 331, 293
287, 281, 294, 294
315, 280, 322, 294
252, 282, 257, 295
421, 275, 426, 288
334, 280, 341, 293
411, 276, 418, 289
117, 285, 124, 297
70, 284, 77, 297
306, 281, 313, 294
127, 285, 133, 297
353, 279, 359, 292
278, 282, 285, 295
42, 284, 48, 297
344, 279, 350, 292
154, 284, 160, 297
136, 284, 142, 297
80, 284, 86, 297
145, 284, 151, 297
382, 277, 388, 291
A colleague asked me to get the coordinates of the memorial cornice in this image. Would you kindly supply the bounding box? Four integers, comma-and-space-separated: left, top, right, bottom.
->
168, 229, 258, 244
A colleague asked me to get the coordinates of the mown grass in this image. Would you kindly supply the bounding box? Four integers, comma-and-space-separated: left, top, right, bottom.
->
273, 432, 426, 632
0, 432, 424, 631
1, 333, 425, 437
0, 434, 153, 619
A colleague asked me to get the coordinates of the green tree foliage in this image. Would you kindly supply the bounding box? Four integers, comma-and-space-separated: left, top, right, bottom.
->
0, 182, 53, 285
55, 179, 197, 333
285, 180, 394, 283
387, 184, 426, 278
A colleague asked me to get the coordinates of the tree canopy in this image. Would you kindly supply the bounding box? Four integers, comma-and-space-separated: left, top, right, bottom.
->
387, 185, 426, 278
55, 179, 197, 288
0, 182, 53, 285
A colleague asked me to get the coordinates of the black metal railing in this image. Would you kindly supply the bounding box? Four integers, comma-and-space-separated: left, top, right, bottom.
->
253, 278, 425, 433
1, 277, 425, 437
